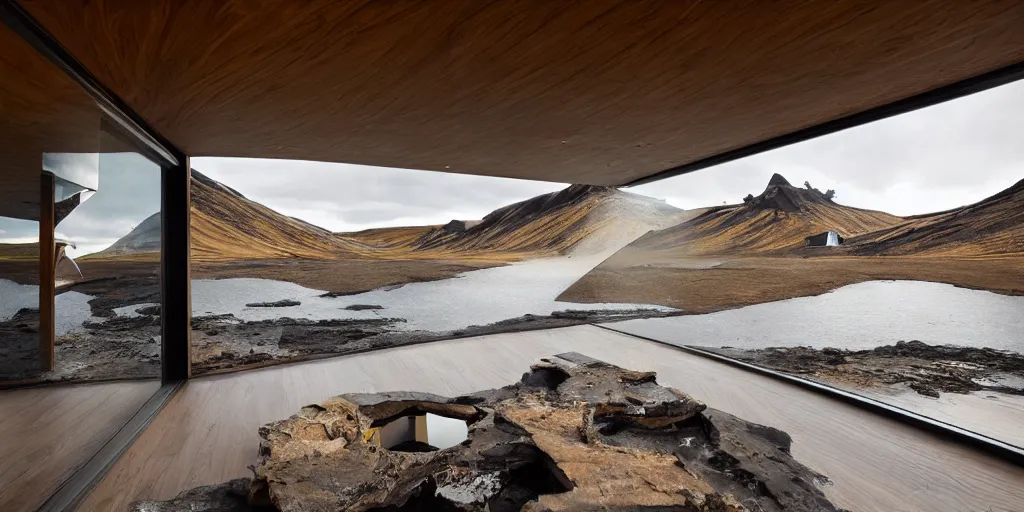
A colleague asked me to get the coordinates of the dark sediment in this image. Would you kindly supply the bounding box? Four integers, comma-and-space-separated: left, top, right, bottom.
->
344, 304, 384, 311
703, 341, 1024, 398
130, 358, 839, 511
245, 300, 301, 308
0, 309, 42, 381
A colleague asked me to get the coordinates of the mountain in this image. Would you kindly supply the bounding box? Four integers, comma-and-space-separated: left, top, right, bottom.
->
95, 170, 696, 261
408, 185, 691, 256
623, 173, 904, 256
844, 178, 1024, 256
189, 169, 383, 260
95, 212, 162, 255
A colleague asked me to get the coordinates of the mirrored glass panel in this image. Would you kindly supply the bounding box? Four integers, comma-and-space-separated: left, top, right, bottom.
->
0, 17, 162, 511
0, 216, 40, 381
598, 80, 1024, 448
54, 148, 162, 382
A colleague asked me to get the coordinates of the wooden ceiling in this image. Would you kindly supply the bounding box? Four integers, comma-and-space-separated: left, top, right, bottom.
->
15, 0, 1024, 186
0, 19, 101, 221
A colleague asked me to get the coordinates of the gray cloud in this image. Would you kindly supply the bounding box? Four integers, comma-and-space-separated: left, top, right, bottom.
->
630, 79, 1024, 215
0, 153, 163, 256
191, 158, 566, 232
56, 153, 162, 256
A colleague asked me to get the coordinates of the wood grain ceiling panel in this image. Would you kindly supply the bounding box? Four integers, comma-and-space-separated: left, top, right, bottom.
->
17, 0, 1024, 186
0, 19, 101, 221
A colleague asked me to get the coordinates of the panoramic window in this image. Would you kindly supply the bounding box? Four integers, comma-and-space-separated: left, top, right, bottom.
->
596, 79, 1024, 447
186, 159, 677, 375
186, 81, 1023, 449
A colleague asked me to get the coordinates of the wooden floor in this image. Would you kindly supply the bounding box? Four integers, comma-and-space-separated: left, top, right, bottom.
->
0, 380, 161, 512
82, 326, 1024, 512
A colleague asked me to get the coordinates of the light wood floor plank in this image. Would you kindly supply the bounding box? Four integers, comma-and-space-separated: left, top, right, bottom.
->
81, 327, 1024, 512
0, 380, 161, 512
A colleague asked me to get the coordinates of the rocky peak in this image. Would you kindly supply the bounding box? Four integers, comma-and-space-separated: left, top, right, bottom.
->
767, 173, 793, 188
440, 219, 468, 233
743, 174, 831, 213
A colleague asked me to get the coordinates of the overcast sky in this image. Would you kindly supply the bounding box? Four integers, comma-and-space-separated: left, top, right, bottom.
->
2, 78, 1022, 257
0, 153, 161, 257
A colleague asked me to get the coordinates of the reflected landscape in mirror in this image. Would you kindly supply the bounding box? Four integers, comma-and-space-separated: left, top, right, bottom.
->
0, 216, 40, 381
53, 149, 163, 382
580, 81, 1024, 448
0, 16, 165, 511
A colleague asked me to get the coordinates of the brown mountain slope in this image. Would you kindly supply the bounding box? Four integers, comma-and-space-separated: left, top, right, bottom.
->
411, 185, 691, 256
102, 171, 695, 262
189, 170, 379, 260
343, 225, 443, 250
844, 178, 1024, 257
628, 174, 903, 256
558, 175, 1024, 312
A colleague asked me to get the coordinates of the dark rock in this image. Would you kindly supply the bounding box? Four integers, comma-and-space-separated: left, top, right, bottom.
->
245, 300, 301, 308
441, 219, 468, 233
128, 478, 258, 511
319, 290, 371, 298
135, 304, 162, 316
768, 173, 793, 187
705, 342, 1024, 398
388, 440, 440, 452
344, 304, 384, 311
909, 382, 941, 398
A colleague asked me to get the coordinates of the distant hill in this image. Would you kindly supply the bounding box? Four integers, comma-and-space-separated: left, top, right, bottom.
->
97, 170, 697, 261
625, 173, 904, 256
0, 242, 39, 260
95, 212, 162, 256
844, 178, 1024, 256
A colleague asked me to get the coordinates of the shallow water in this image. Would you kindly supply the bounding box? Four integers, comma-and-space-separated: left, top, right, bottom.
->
191, 256, 675, 333
1, 279, 95, 336
610, 280, 1024, 353
0, 279, 37, 322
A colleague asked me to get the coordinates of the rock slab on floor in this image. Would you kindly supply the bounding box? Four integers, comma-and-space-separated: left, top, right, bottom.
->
130, 358, 841, 511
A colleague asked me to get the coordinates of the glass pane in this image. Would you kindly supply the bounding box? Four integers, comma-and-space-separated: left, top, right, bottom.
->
0, 216, 39, 381
55, 149, 162, 381
595, 80, 1024, 448
0, 18, 162, 511
188, 160, 677, 376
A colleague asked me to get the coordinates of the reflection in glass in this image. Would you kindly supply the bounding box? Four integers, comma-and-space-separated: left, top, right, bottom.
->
0, 17, 165, 512
54, 151, 162, 381
0, 216, 41, 380
187, 163, 676, 376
